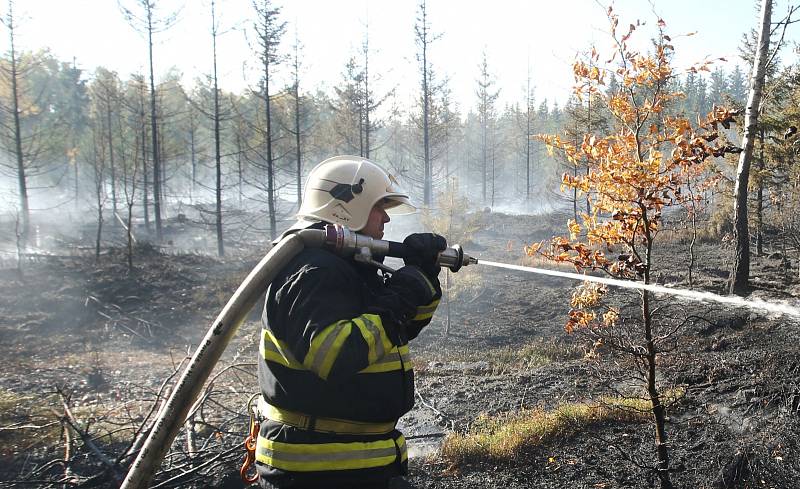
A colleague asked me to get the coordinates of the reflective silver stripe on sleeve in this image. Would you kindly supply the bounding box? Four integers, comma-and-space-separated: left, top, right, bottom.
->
310, 322, 348, 376
360, 315, 387, 360
372, 350, 400, 367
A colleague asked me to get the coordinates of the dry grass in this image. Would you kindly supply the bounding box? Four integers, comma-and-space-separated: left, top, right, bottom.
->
0, 387, 143, 456
516, 338, 584, 367
659, 226, 725, 245
0, 388, 62, 453
658, 209, 732, 245
441, 390, 684, 465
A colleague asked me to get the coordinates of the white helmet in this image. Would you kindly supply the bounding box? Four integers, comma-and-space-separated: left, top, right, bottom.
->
296, 155, 415, 231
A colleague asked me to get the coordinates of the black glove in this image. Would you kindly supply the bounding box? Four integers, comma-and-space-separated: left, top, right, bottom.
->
403, 233, 447, 277
374, 266, 442, 340
389, 265, 442, 308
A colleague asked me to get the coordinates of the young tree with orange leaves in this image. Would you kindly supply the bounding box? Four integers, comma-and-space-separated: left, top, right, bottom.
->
528, 9, 739, 489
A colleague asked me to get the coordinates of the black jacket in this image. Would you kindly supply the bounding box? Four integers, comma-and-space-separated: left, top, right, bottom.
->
256, 243, 436, 487
258, 246, 421, 420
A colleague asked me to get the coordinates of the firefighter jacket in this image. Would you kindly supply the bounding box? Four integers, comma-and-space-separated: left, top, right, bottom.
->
255, 243, 438, 488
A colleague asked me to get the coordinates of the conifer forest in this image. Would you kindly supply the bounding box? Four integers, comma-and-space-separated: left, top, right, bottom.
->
2, 0, 800, 488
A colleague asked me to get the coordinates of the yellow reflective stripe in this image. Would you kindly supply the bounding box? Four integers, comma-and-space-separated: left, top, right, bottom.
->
304, 321, 352, 380
413, 298, 440, 321
359, 345, 413, 373
419, 273, 437, 295
261, 329, 303, 369
256, 436, 401, 472
418, 299, 440, 312
353, 318, 379, 364
397, 435, 408, 462
263, 315, 408, 376
352, 314, 392, 364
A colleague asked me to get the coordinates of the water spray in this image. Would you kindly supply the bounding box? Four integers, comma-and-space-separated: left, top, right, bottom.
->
477, 259, 800, 319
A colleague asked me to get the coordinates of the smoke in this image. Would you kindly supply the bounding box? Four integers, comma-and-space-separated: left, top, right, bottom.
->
483, 199, 564, 217
383, 211, 422, 243
0, 174, 18, 214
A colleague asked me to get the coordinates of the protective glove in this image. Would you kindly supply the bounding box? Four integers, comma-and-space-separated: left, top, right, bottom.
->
390, 265, 441, 307
373, 266, 442, 341
402, 233, 447, 277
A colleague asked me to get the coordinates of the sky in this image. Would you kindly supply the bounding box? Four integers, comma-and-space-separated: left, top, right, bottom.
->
8, 0, 800, 114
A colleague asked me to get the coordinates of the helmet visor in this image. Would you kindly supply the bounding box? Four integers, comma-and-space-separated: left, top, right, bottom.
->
382, 195, 416, 215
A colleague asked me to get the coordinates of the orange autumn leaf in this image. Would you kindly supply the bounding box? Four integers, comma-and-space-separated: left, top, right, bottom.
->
532, 8, 740, 337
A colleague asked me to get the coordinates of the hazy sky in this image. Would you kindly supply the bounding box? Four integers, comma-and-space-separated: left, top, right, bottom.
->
9, 0, 800, 112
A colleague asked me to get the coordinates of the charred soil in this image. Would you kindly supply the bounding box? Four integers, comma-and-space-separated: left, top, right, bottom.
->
1, 212, 799, 488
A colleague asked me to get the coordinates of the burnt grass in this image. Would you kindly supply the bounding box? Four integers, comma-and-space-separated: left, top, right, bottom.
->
1, 212, 799, 488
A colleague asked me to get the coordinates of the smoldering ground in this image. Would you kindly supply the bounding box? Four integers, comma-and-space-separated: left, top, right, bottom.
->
1, 207, 799, 488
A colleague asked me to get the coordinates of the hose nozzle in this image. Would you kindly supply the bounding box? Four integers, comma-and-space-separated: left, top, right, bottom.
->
319, 224, 477, 273
436, 244, 478, 272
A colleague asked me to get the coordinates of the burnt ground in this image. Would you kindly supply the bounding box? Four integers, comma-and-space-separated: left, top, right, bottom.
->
1, 211, 799, 488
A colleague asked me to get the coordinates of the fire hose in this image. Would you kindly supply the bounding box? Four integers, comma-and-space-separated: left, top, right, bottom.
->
120, 224, 476, 489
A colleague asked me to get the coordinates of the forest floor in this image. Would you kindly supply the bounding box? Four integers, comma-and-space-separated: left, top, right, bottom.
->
1, 210, 799, 488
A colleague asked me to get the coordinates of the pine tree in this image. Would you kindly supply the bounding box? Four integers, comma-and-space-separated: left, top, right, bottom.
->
683, 71, 698, 115
119, 0, 180, 241
415, 0, 441, 206
252, 0, 286, 240
331, 57, 364, 154
696, 75, 709, 115
709, 67, 729, 108
475, 51, 499, 205
728, 65, 747, 106
55, 60, 90, 210
210, 0, 224, 256
0, 4, 66, 245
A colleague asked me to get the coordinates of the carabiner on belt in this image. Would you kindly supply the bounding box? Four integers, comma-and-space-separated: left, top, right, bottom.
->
240, 394, 261, 484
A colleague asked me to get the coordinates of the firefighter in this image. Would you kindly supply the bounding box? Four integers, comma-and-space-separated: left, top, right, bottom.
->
255, 155, 445, 489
